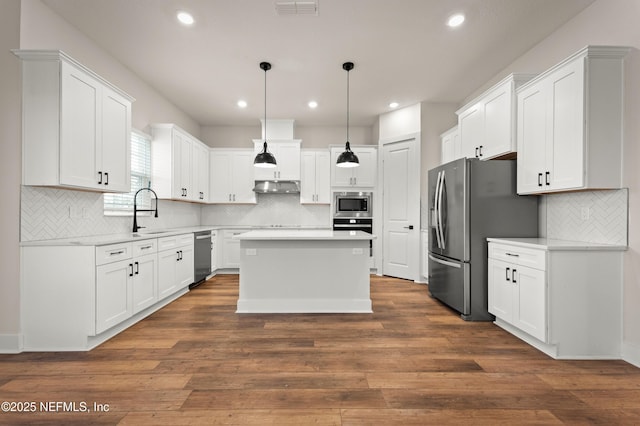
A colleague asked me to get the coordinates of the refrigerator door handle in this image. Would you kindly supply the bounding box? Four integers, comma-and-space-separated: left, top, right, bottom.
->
433, 171, 443, 249
428, 254, 461, 269
437, 171, 446, 249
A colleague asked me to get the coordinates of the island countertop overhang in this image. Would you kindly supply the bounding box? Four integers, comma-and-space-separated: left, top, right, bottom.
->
234, 229, 376, 241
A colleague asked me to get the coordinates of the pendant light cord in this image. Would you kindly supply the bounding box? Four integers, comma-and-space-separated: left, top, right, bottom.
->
346, 67, 350, 144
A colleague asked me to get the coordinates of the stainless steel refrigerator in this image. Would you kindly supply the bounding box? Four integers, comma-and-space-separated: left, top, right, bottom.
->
428, 158, 538, 321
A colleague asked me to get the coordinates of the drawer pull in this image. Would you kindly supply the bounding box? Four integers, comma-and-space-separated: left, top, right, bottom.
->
140, 245, 153, 250
506, 252, 520, 257
109, 250, 125, 256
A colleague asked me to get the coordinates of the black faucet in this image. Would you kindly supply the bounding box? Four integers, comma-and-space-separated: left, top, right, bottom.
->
132, 187, 159, 233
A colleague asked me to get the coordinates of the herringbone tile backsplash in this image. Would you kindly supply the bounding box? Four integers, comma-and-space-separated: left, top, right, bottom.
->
21, 186, 201, 241
545, 188, 628, 245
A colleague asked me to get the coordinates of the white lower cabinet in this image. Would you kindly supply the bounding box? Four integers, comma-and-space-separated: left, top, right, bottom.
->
158, 234, 195, 299
487, 239, 624, 359
21, 234, 193, 351
222, 230, 243, 268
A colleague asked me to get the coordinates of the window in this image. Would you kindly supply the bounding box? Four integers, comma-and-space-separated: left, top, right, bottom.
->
104, 129, 152, 215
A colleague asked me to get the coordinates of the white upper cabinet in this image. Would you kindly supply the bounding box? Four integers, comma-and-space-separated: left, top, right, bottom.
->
330, 146, 377, 188
517, 46, 629, 194
300, 150, 330, 204
15, 50, 133, 193
457, 74, 535, 161
150, 124, 210, 203
252, 140, 301, 180
209, 149, 256, 204
440, 126, 460, 165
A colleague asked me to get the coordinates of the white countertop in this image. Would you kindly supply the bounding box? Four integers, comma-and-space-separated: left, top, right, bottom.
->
235, 229, 376, 241
487, 237, 627, 251
21, 225, 331, 247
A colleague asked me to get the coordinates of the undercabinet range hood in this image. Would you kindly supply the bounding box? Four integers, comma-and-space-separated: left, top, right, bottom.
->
253, 180, 300, 194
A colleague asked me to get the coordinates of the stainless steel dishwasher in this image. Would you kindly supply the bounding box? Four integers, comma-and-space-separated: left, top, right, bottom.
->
191, 230, 212, 288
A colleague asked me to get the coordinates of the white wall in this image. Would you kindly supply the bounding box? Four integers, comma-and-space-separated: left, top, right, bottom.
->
0, 0, 22, 351
484, 0, 640, 365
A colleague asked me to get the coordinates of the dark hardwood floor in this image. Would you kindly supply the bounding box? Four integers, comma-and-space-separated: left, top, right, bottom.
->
1, 274, 639, 425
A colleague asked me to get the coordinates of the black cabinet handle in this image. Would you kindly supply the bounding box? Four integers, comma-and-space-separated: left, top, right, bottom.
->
98, 171, 103, 184
479, 145, 483, 157
129, 263, 134, 277
545, 171, 550, 186
538, 173, 543, 187
475, 147, 479, 158
403, 225, 414, 230
134, 261, 139, 275
512, 269, 517, 283
506, 267, 511, 281
104, 172, 109, 185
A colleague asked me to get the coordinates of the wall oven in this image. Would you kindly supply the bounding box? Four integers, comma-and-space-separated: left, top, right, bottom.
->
333, 191, 372, 218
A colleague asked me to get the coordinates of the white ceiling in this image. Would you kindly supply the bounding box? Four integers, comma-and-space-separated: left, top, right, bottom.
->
42, 0, 595, 127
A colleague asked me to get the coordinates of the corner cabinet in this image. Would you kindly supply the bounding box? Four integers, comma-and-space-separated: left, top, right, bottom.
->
457, 73, 535, 160
253, 140, 301, 180
300, 150, 331, 204
330, 146, 377, 188
487, 238, 624, 359
150, 124, 210, 203
20, 234, 194, 351
209, 149, 256, 204
14, 50, 133, 193
516, 46, 629, 194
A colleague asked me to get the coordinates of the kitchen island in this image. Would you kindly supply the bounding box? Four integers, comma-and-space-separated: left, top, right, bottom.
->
234, 229, 375, 313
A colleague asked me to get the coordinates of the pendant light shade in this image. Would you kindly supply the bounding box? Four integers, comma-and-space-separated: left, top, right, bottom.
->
254, 61, 277, 168
336, 61, 359, 168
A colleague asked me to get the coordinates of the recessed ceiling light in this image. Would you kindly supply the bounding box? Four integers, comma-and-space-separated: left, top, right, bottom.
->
176, 11, 195, 26
447, 13, 465, 28
237, 100, 247, 108
389, 102, 399, 109
308, 101, 318, 109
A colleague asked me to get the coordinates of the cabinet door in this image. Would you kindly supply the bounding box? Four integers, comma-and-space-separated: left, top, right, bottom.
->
222, 231, 242, 268
158, 249, 178, 299
96, 260, 132, 333
314, 151, 331, 203
300, 151, 317, 203
548, 59, 585, 191
171, 131, 192, 199
231, 151, 257, 203
176, 244, 194, 289
513, 266, 547, 342
209, 150, 233, 202
100, 86, 131, 193
488, 258, 513, 322
132, 253, 158, 314
193, 142, 209, 202
276, 142, 301, 180
60, 62, 100, 189
352, 148, 377, 187
482, 84, 512, 159
458, 105, 483, 159
517, 84, 548, 194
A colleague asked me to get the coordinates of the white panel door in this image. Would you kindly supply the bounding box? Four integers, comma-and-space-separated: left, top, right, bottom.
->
513, 265, 547, 342
100, 87, 131, 192
132, 253, 158, 314
382, 139, 419, 280
96, 260, 132, 333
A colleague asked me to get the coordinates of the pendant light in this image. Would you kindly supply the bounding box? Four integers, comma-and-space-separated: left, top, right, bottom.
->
254, 61, 277, 168
336, 61, 359, 168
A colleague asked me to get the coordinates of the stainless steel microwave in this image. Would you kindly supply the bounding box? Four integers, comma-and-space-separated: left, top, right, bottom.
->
333, 191, 372, 218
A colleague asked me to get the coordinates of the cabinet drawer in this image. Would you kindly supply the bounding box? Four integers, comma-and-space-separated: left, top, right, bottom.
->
158, 233, 194, 251
95, 242, 133, 266
133, 238, 157, 256
489, 243, 546, 270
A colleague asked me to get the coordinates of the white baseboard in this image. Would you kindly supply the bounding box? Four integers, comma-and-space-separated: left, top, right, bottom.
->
0, 334, 23, 354
623, 341, 640, 368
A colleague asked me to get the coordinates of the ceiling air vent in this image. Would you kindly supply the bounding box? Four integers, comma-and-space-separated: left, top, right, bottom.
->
275, 1, 319, 16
